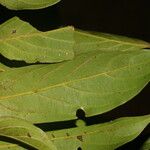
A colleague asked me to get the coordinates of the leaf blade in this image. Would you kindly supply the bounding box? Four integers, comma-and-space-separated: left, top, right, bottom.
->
0, 115, 149, 150
46, 115, 150, 150
0, 49, 149, 123
141, 137, 150, 150
74, 29, 150, 55
0, 117, 57, 150
0, 17, 74, 63
0, 63, 10, 72
0, 141, 23, 150
0, 0, 61, 10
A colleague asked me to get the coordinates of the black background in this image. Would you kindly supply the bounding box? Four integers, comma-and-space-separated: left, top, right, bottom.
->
0, 0, 150, 149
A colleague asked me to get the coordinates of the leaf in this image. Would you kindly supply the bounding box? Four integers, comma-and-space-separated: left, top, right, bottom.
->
0, 63, 10, 72
0, 117, 57, 150
0, 0, 61, 10
140, 137, 150, 150
0, 48, 150, 123
0, 141, 24, 150
0, 17, 74, 63
0, 116, 149, 150
46, 115, 150, 150
74, 30, 150, 55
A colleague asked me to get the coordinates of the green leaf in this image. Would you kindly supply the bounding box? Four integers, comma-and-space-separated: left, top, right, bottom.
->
0, 48, 149, 123
0, 115, 149, 150
0, 117, 57, 150
74, 30, 150, 55
0, 0, 61, 10
0, 141, 24, 150
0, 63, 10, 72
141, 137, 150, 150
0, 17, 74, 63
46, 115, 150, 150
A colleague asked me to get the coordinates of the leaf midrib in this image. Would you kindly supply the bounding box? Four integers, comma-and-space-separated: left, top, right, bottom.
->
0, 60, 149, 100
76, 31, 150, 47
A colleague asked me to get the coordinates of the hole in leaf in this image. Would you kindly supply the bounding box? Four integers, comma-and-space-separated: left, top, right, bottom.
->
77, 147, 82, 150
76, 108, 85, 120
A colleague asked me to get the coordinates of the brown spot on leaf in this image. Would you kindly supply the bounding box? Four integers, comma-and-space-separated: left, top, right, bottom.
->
11, 30, 16, 34
27, 133, 31, 138
66, 133, 70, 136
77, 135, 83, 142
51, 134, 55, 138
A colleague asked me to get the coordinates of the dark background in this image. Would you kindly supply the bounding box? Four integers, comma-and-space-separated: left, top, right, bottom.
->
0, 0, 150, 149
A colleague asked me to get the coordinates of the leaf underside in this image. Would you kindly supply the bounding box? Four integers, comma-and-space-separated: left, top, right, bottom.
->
0, 117, 56, 150
1, 17, 150, 64
74, 29, 150, 56
0, 0, 61, 10
0, 48, 150, 123
0, 116, 149, 150
0, 17, 150, 150
141, 137, 150, 150
0, 17, 74, 63
48, 115, 150, 150
0, 63, 10, 72
0, 18, 150, 124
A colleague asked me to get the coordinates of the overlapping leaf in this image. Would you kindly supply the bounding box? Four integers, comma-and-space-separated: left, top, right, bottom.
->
1, 17, 149, 64
0, 48, 149, 123
141, 137, 150, 150
0, 0, 60, 10
47, 115, 150, 150
0, 115, 149, 150
0, 63, 10, 72
0, 141, 23, 150
74, 29, 150, 55
0, 17, 74, 63
0, 1, 149, 149
0, 117, 56, 150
